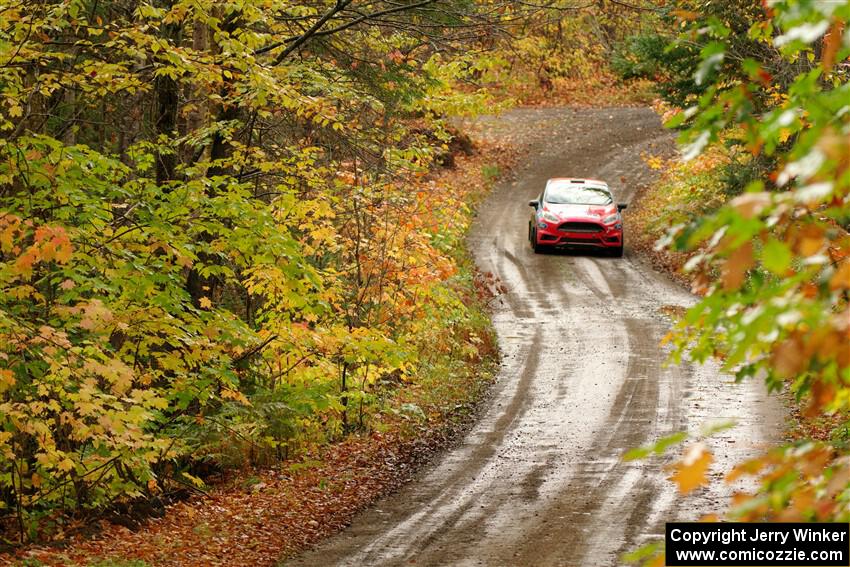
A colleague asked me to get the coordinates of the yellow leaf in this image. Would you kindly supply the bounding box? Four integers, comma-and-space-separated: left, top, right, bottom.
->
182, 472, 206, 488
668, 443, 713, 494
830, 260, 850, 290
199, 296, 212, 309
221, 387, 251, 406
646, 155, 664, 170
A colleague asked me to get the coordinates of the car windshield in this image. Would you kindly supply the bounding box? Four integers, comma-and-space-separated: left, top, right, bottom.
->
545, 185, 612, 205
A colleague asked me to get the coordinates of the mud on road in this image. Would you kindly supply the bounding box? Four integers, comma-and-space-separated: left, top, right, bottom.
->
289, 107, 784, 566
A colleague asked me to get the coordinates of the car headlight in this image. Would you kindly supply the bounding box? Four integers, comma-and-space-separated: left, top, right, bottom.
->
603, 214, 620, 224
541, 211, 559, 223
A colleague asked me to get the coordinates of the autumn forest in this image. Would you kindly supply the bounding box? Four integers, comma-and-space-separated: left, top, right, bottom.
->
1, 0, 850, 565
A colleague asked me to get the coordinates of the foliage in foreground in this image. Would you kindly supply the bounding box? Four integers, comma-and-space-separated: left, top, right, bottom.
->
625, 0, 850, 564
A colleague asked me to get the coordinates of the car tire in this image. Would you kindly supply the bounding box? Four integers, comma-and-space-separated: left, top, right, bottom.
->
531, 228, 545, 254
610, 244, 624, 258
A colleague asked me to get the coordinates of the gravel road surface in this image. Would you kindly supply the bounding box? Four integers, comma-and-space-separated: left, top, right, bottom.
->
289, 107, 784, 567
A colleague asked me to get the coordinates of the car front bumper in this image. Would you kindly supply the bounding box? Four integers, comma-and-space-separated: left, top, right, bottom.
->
536, 223, 622, 248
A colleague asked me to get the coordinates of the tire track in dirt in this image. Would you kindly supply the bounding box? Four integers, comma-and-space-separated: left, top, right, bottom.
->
509, 317, 671, 566
288, 107, 784, 567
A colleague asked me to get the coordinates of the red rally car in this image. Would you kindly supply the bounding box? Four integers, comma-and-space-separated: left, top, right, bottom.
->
528, 178, 627, 257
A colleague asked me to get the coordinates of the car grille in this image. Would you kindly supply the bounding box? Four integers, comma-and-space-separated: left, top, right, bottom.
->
558, 221, 603, 233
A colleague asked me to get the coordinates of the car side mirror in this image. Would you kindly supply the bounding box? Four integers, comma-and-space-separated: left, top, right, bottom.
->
617, 203, 628, 212
529, 199, 539, 209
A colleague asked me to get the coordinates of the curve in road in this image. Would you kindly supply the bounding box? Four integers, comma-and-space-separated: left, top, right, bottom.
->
289, 107, 783, 567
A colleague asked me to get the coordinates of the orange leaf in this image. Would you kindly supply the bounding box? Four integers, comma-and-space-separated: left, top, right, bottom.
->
726, 457, 767, 483
13, 249, 37, 277
772, 335, 805, 378
806, 379, 836, 417
672, 9, 700, 20
795, 224, 825, 257
0, 369, 14, 394
823, 21, 845, 73
669, 443, 713, 494
830, 260, 850, 290
721, 241, 754, 291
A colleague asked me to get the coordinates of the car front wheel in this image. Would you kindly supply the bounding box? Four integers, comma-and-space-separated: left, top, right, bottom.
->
531, 228, 546, 254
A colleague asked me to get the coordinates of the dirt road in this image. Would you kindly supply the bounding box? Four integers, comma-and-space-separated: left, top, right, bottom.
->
289, 107, 783, 566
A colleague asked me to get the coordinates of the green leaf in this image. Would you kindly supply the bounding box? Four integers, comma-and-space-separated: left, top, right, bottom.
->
624, 431, 687, 461
762, 239, 792, 275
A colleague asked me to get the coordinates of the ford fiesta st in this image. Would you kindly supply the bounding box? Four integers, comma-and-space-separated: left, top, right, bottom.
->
528, 178, 627, 256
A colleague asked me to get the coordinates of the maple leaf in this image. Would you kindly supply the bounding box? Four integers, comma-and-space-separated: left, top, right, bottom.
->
772, 335, 805, 378
14, 249, 38, 277
645, 155, 664, 170
79, 299, 113, 330
199, 296, 212, 309
52, 234, 73, 263
668, 443, 713, 494
721, 241, 753, 291
221, 388, 251, 406
0, 369, 15, 394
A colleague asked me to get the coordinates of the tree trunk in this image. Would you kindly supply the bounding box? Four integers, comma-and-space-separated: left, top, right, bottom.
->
155, 21, 180, 185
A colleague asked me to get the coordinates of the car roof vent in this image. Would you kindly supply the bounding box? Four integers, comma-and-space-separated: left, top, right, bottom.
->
570, 179, 585, 183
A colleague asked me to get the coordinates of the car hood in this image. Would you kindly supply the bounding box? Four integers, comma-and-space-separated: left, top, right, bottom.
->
542, 203, 615, 220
